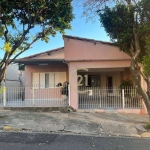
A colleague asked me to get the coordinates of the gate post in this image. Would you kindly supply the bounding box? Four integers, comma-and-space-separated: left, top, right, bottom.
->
3, 86, 6, 107
122, 89, 125, 109
32, 86, 35, 105
68, 84, 71, 106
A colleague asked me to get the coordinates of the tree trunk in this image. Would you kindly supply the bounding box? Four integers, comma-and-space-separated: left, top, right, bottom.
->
130, 57, 150, 121
0, 64, 8, 85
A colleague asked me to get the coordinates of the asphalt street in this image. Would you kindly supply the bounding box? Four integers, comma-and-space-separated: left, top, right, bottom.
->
0, 132, 149, 150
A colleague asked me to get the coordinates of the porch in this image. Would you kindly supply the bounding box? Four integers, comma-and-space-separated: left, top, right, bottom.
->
76, 67, 144, 110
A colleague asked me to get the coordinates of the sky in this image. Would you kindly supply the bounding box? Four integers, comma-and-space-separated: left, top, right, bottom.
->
0, 1, 110, 58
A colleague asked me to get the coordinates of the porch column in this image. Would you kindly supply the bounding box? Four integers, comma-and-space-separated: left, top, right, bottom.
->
69, 64, 78, 109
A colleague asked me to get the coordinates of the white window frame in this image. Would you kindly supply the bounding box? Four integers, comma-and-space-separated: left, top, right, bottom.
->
32, 72, 66, 88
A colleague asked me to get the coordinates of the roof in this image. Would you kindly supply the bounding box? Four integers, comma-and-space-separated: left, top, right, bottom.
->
63, 35, 113, 45
13, 35, 115, 65
22, 47, 64, 59
14, 59, 64, 65
13, 47, 64, 65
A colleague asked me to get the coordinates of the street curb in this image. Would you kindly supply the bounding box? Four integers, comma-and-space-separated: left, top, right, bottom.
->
0, 126, 145, 138
0, 130, 147, 139
2, 125, 21, 131
2, 106, 76, 113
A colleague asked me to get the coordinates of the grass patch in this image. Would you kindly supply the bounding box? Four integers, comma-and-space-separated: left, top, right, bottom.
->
145, 124, 150, 130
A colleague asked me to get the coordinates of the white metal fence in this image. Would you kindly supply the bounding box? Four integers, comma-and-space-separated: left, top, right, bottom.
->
0, 85, 144, 109
78, 87, 143, 109
0, 85, 69, 107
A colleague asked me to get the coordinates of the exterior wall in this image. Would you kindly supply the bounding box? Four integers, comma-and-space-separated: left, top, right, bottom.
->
24, 63, 68, 100
64, 38, 130, 61
25, 87, 62, 100
68, 60, 131, 109
25, 63, 68, 86
120, 72, 124, 82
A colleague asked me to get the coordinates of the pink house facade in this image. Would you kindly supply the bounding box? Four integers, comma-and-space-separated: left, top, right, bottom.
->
15, 35, 146, 114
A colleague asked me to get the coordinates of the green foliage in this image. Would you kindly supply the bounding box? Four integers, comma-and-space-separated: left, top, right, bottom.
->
0, 0, 74, 83
0, 86, 5, 94
119, 79, 136, 98
18, 64, 25, 71
0, 0, 74, 44
98, 0, 150, 64
0, 0, 74, 51
142, 36, 150, 76
119, 79, 133, 89
145, 124, 150, 130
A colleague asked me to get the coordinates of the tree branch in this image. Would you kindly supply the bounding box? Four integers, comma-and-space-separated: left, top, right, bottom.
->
0, 62, 8, 83
4, 24, 8, 42
129, 43, 135, 57
133, 24, 141, 51
135, 63, 148, 81
8, 25, 34, 58
9, 25, 52, 65
9, 35, 44, 65
0, 52, 8, 70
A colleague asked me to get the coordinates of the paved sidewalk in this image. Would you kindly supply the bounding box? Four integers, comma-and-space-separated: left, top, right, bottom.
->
0, 108, 149, 137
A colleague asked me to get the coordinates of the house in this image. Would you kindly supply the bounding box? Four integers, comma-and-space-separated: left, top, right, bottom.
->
1, 63, 24, 87
13, 35, 146, 113
0, 63, 25, 106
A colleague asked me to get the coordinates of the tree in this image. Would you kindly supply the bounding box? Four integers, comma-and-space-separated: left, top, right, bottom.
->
79, 0, 150, 118
78, 0, 140, 20
0, 0, 74, 84
98, 0, 150, 118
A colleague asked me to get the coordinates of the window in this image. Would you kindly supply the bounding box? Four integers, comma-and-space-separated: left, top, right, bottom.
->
45, 73, 49, 88
32, 72, 66, 88
82, 75, 101, 87
90, 75, 101, 87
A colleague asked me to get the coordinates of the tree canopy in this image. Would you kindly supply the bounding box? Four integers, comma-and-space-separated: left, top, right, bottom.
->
0, 0, 74, 83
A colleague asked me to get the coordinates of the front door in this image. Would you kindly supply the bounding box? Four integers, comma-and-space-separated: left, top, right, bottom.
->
107, 76, 113, 94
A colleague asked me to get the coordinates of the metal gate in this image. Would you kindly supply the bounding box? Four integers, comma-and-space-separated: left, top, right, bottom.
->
78, 87, 143, 109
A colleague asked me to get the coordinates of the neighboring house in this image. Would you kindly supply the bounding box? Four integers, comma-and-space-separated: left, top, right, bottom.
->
1, 63, 24, 87
14, 35, 146, 113
0, 63, 25, 104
